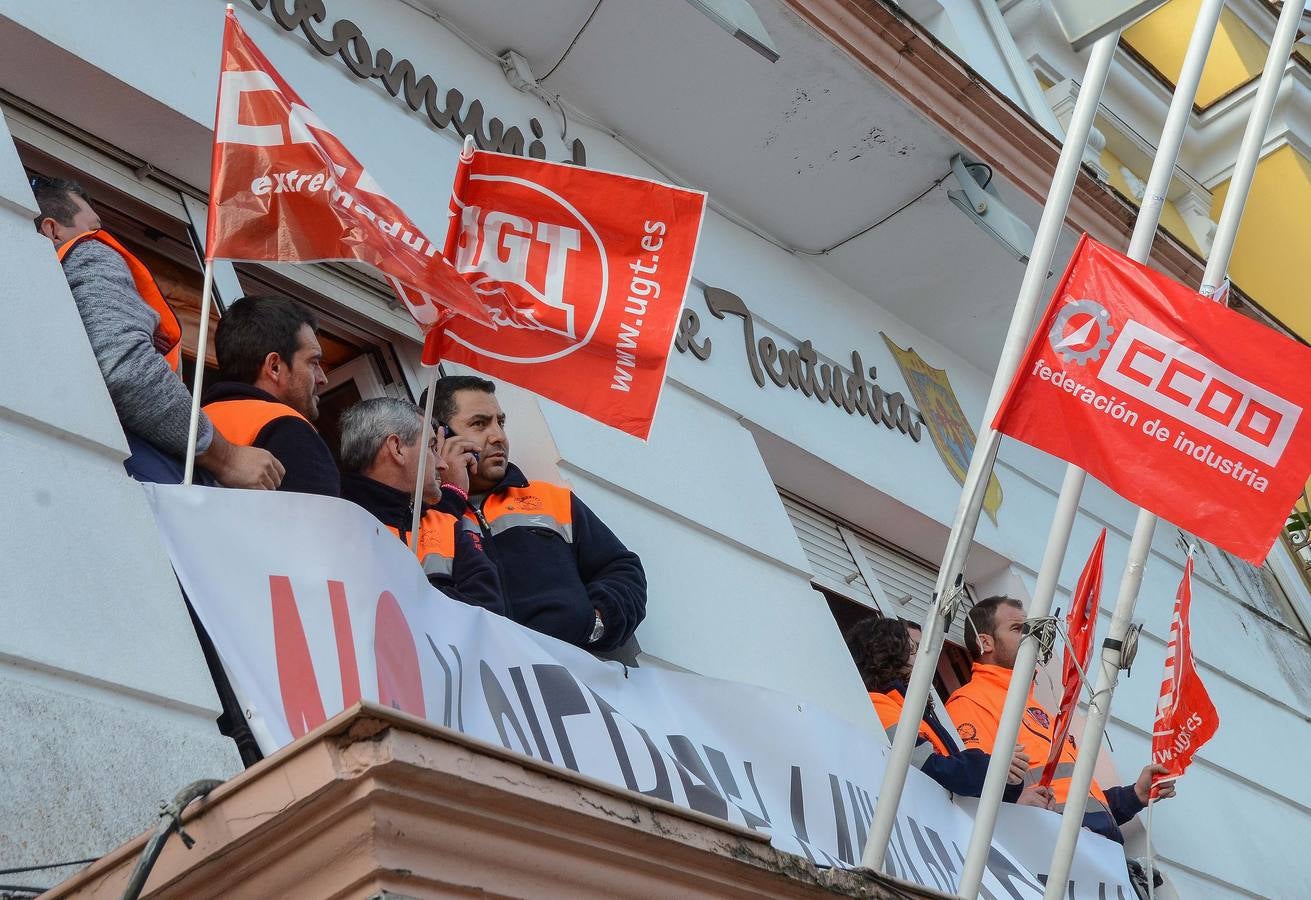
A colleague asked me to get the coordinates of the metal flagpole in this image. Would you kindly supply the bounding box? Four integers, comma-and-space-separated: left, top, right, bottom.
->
953, 0, 1227, 894
182, 261, 217, 486
1041, 4, 1307, 897
860, 30, 1121, 871
410, 363, 442, 550
1145, 796, 1157, 900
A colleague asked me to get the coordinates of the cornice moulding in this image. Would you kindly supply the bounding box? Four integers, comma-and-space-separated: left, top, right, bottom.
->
1194, 64, 1311, 186
1006, 2, 1311, 190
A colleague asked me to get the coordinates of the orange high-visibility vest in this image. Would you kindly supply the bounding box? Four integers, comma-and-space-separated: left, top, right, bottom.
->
946, 663, 1111, 813
464, 481, 574, 542
58, 230, 182, 372
203, 398, 308, 447
870, 690, 951, 756
386, 509, 462, 578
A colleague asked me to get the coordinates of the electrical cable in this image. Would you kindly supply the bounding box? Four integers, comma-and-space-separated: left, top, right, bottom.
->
541, 0, 606, 82
0, 885, 47, 896
794, 170, 953, 256
121, 779, 223, 900
0, 858, 97, 876
964, 160, 993, 188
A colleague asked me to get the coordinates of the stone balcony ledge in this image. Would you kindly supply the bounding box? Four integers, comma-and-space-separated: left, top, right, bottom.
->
48, 703, 949, 900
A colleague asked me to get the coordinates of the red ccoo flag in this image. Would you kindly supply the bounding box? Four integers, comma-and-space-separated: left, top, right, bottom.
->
993, 235, 1311, 564
1151, 555, 1218, 796
1039, 528, 1106, 788
427, 139, 707, 440
206, 8, 489, 329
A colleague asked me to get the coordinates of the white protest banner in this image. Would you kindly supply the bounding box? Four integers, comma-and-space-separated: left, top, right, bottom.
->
959, 801, 1140, 899
144, 485, 1135, 899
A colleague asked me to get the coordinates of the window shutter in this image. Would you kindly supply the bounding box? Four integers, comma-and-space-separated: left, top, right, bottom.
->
780, 492, 878, 608
780, 489, 968, 644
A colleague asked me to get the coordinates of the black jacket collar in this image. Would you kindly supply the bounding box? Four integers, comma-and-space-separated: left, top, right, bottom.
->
341, 472, 426, 527
483, 462, 531, 495
202, 381, 280, 406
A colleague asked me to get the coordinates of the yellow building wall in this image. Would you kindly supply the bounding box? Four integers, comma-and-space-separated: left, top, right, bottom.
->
1124, 1, 1269, 107
1211, 145, 1311, 341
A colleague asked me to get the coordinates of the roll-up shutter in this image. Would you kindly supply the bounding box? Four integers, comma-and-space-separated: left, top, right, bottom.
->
780, 489, 969, 644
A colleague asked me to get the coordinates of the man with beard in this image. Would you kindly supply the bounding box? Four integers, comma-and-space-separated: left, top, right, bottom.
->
424, 375, 646, 652
204, 295, 339, 496
947, 596, 1173, 844
848, 616, 1050, 806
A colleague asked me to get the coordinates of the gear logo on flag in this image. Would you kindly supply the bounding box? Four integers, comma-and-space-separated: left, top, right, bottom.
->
1048, 298, 1114, 365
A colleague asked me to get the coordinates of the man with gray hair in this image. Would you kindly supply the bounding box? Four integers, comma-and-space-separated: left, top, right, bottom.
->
338, 397, 504, 613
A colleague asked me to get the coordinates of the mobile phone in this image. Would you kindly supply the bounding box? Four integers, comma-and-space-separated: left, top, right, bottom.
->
440, 422, 480, 464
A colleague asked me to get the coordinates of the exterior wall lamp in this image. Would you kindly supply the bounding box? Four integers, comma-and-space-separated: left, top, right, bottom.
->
946, 154, 1036, 264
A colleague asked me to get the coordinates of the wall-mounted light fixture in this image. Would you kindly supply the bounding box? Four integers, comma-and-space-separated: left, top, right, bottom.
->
946, 154, 1035, 264
685, 0, 780, 62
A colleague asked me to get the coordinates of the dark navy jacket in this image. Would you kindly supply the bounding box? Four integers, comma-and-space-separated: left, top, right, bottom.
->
878, 680, 1024, 803
468, 464, 645, 652
341, 472, 505, 615
1086, 786, 1146, 845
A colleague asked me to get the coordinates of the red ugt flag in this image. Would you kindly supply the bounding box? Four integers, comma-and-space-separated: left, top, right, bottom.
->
1039, 528, 1105, 788
994, 235, 1311, 564
429, 140, 707, 439
206, 9, 489, 328
1151, 556, 1218, 795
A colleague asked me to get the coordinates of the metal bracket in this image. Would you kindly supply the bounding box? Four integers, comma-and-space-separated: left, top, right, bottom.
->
939, 574, 967, 630
1023, 615, 1060, 666
1104, 623, 1143, 672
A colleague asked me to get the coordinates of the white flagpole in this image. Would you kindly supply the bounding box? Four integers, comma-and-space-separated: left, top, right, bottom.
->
954, 1, 1227, 894
182, 260, 217, 486
410, 363, 441, 550
860, 29, 1120, 872
1041, 4, 1306, 897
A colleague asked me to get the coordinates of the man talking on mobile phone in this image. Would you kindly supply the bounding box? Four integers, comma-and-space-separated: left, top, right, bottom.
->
424, 375, 646, 654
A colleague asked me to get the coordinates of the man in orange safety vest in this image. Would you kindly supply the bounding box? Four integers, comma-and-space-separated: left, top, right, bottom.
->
33, 175, 281, 488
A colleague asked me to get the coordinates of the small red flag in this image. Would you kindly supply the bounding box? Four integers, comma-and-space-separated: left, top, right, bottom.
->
1039, 529, 1105, 788
993, 235, 1311, 564
206, 8, 489, 329
427, 140, 707, 439
1151, 556, 1218, 796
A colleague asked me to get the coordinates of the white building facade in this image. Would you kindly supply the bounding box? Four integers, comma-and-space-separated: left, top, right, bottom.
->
0, 1, 1307, 896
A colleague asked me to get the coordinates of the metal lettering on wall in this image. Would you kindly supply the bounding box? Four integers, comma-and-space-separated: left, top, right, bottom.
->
247, 0, 587, 166
675, 285, 924, 443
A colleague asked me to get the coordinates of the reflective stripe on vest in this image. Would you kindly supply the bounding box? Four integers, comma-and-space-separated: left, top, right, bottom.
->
203, 398, 309, 447
1018, 704, 1110, 809
869, 691, 950, 757
1024, 762, 1112, 817
57, 230, 182, 372
386, 508, 460, 577
469, 481, 574, 542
